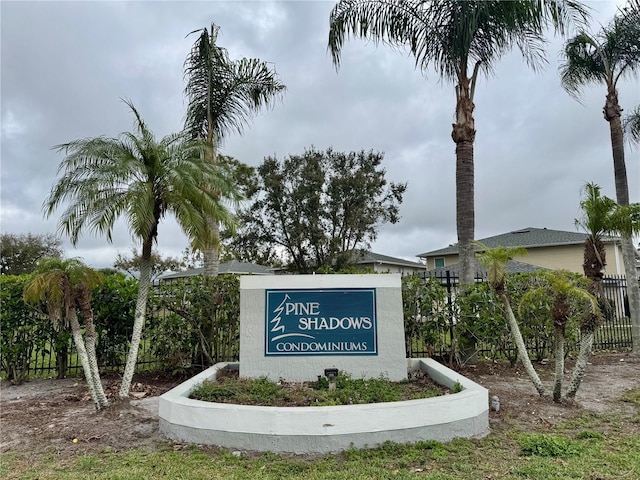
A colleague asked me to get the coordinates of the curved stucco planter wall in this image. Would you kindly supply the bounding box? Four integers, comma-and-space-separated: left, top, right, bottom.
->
158, 358, 489, 454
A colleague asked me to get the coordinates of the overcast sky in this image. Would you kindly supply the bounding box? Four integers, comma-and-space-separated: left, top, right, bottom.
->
1, 0, 638, 269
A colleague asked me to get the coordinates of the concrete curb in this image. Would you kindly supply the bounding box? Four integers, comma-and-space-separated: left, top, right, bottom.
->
159, 358, 489, 454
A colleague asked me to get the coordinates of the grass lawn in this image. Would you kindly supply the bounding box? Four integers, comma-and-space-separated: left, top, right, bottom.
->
2, 401, 639, 480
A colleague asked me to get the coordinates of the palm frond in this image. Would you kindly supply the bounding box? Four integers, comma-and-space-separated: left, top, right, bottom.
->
559, 32, 607, 99
183, 23, 285, 143
623, 104, 640, 146
475, 241, 527, 290
576, 182, 640, 239
575, 182, 618, 240
47, 102, 243, 252
329, 0, 582, 82
560, 0, 640, 99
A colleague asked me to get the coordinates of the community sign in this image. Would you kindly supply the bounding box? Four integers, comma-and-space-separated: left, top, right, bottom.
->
265, 288, 378, 356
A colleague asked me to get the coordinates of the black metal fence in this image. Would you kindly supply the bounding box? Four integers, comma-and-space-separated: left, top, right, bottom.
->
2, 271, 635, 379
407, 271, 633, 358
596, 275, 633, 349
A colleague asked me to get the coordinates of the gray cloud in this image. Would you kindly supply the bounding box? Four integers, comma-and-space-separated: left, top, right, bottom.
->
1, 1, 638, 269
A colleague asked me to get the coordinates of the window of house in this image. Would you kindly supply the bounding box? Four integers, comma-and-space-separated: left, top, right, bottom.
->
434, 258, 445, 268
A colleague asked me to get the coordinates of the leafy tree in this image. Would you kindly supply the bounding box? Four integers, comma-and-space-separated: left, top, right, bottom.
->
114, 248, 183, 282
329, 0, 587, 286
520, 271, 599, 402
44, 100, 238, 398
476, 244, 546, 397
23, 258, 107, 409
216, 155, 275, 264
560, 0, 640, 354
180, 246, 204, 270
0, 233, 63, 275
231, 148, 406, 273
183, 23, 286, 276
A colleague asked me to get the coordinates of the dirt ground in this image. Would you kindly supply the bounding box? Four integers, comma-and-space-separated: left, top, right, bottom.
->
1, 352, 639, 456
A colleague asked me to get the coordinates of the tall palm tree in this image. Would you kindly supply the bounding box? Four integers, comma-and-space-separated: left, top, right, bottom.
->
476, 244, 546, 397
45, 100, 239, 398
560, 0, 640, 355
24, 258, 108, 409
183, 23, 286, 276
328, 0, 588, 286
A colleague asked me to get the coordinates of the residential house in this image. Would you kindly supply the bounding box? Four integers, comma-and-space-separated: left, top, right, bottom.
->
417, 227, 626, 275
158, 260, 272, 283
351, 251, 425, 276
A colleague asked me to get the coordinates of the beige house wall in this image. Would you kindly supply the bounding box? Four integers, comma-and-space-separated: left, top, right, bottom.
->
424, 243, 625, 275
514, 244, 624, 275
425, 254, 460, 271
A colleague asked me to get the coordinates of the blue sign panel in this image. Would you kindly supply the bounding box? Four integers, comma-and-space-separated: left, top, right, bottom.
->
265, 288, 378, 356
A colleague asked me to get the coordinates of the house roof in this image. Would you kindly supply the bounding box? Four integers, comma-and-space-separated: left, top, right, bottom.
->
417, 227, 617, 257
159, 260, 272, 280
353, 251, 425, 268
426, 259, 547, 276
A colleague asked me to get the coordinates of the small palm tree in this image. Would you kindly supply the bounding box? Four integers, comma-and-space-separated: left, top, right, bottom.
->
520, 271, 599, 402
183, 23, 286, 276
476, 243, 546, 397
568, 183, 619, 397
560, 0, 640, 354
24, 258, 107, 409
45, 101, 239, 398
572, 185, 640, 393
329, 0, 588, 286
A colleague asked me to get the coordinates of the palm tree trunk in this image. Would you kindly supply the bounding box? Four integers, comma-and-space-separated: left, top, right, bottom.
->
203, 219, 220, 276
76, 288, 108, 408
566, 329, 594, 398
203, 130, 221, 277
56, 341, 68, 379
456, 140, 475, 288
605, 89, 640, 355
68, 310, 102, 410
452, 77, 476, 287
553, 327, 565, 403
499, 292, 546, 397
119, 239, 153, 398
605, 91, 628, 206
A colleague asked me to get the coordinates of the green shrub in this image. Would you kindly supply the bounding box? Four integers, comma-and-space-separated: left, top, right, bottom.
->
149, 274, 240, 372
402, 275, 449, 356
0, 275, 52, 381
454, 282, 513, 363
92, 272, 138, 367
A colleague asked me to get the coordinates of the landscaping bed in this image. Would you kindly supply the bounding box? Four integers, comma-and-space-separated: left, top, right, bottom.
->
189, 368, 454, 406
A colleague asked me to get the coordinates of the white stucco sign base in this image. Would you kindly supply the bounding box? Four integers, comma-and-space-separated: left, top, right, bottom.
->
240, 274, 407, 382
158, 359, 489, 454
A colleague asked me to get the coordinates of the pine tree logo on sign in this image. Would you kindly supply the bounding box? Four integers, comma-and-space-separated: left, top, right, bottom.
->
265, 288, 378, 356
